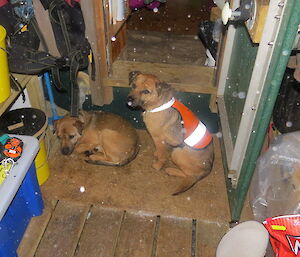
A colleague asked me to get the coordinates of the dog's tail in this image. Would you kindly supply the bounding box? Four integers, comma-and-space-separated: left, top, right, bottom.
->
119, 142, 140, 166
172, 173, 208, 196
172, 155, 214, 196
172, 148, 215, 196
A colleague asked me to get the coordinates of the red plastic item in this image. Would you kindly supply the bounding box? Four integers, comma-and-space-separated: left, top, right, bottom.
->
64, 0, 80, 7
0, 0, 8, 8
264, 215, 300, 256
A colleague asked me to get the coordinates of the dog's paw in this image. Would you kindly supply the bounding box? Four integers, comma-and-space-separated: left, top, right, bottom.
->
165, 168, 187, 177
84, 150, 93, 157
152, 161, 163, 171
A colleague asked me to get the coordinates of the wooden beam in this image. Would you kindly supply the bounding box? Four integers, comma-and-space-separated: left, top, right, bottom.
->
80, 0, 113, 106
104, 78, 217, 94
104, 60, 217, 94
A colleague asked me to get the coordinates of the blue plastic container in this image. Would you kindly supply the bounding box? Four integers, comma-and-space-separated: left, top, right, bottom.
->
0, 135, 44, 257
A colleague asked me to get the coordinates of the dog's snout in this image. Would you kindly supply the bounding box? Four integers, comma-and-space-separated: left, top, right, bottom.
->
61, 147, 72, 155
127, 96, 135, 107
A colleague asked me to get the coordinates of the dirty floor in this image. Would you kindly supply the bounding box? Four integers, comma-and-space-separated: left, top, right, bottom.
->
42, 131, 230, 221
17, 130, 253, 257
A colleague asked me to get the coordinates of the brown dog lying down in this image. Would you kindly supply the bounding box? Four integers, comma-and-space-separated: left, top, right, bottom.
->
54, 111, 139, 166
127, 71, 214, 195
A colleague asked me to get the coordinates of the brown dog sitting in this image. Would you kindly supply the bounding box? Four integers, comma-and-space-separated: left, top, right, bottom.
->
54, 111, 139, 166
127, 71, 214, 195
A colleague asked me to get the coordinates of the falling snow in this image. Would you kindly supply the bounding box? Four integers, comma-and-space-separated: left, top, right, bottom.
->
238, 92, 246, 99
216, 132, 222, 138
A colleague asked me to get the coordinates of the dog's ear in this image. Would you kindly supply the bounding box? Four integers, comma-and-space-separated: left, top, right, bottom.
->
74, 120, 84, 135
129, 71, 141, 85
53, 119, 60, 134
78, 111, 85, 123
156, 81, 172, 96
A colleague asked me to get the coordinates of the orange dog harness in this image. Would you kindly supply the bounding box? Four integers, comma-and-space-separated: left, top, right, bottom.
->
149, 98, 212, 149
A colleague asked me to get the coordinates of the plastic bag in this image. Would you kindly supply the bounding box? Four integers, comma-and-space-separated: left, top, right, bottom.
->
263, 214, 300, 257
250, 131, 300, 222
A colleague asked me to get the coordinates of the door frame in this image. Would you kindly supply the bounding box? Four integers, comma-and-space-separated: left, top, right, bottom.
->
217, 0, 300, 221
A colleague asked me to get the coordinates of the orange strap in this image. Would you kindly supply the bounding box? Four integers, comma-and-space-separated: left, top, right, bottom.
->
172, 100, 212, 149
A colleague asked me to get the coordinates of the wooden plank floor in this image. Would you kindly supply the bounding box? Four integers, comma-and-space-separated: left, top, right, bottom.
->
18, 199, 228, 257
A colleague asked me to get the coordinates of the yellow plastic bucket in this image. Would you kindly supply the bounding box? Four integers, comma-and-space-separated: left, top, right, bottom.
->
34, 139, 50, 185
0, 25, 10, 103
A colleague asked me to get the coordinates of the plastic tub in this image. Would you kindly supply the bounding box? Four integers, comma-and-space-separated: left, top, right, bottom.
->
0, 135, 44, 257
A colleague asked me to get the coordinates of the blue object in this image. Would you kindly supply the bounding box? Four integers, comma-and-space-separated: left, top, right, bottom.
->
0, 135, 44, 257
43, 72, 62, 125
10, 0, 34, 22
0, 134, 9, 144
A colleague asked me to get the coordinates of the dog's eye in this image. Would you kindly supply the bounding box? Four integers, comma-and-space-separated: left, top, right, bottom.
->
57, 135, 61, 139
132, 84, 136, 89
69, 135, 75, 139
142, 89, 150, 94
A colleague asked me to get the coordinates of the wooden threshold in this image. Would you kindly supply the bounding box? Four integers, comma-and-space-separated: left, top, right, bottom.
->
104, 60, 217, 95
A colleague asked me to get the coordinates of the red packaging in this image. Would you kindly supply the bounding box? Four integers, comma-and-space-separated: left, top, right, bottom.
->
264, 215, 300, 256
0, 0, 8, 8
64, 0, 80, 7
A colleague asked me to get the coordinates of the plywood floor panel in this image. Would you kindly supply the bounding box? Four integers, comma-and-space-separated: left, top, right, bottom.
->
119, 31, 206, 66
155, 217, 193, 257
74, 206, 124, 257
114, 211, 156, 257
20, 200, 230, 257
17, 199, 58, 257
34, 200, 90, 257
196, 220, 229, 257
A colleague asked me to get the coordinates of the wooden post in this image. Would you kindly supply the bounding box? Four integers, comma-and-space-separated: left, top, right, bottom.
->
81, 0, 113, 106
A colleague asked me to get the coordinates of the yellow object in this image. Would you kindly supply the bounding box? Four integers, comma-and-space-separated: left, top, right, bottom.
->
0, 25, 10, 103
271, 225, 287, 231
0, 162, 12, 185
20, 25, 28, 33
34, 139, 50, 185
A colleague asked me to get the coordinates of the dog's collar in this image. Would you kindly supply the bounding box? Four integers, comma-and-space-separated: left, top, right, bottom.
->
147, 97, 175, 113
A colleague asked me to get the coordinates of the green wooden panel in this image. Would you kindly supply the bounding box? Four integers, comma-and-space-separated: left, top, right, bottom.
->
227, 0, 300, 221
224, 25, 258, 145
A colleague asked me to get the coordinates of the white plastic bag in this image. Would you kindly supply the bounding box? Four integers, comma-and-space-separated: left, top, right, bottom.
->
250, 131, 300, 221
